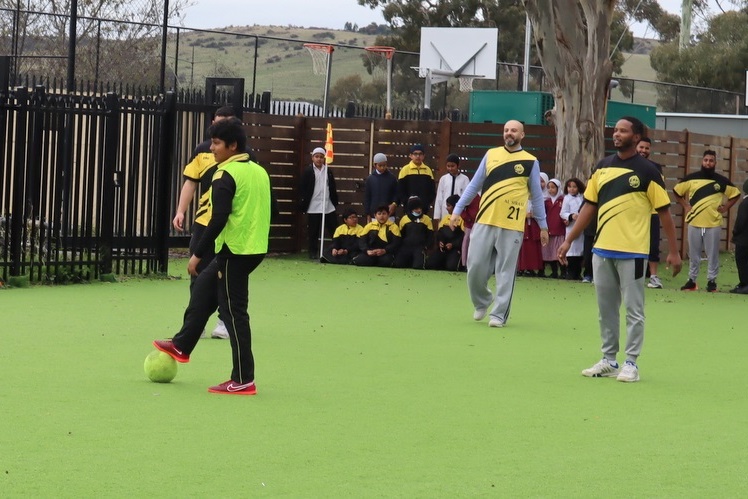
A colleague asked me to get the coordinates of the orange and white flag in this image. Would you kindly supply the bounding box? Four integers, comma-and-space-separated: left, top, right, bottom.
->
324, 123, 334, 164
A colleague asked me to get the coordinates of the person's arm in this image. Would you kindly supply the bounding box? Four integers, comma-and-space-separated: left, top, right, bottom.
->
719, 194, 740, 214
433, 177, 446, 221
188, 172, 236, 276
173, 180, 198, 231
558, 202, 597, 265
449, 155, 486, 229
672, 183, 691, 213
657, 207, 683, 277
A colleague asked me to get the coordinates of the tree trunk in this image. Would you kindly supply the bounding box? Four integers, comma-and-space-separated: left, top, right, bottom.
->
523, 0, 615, 181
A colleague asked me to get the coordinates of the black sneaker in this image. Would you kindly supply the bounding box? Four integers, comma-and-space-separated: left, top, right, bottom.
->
706, 280, 717, 293
680, 279, 698, 291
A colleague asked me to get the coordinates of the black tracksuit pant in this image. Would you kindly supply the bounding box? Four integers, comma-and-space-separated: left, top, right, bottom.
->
172, 254, 265, 384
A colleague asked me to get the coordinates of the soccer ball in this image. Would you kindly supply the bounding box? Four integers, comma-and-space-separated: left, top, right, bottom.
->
144, 350, 178, 383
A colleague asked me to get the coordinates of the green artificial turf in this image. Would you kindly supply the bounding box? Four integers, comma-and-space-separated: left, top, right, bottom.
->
1, 254, 747, 497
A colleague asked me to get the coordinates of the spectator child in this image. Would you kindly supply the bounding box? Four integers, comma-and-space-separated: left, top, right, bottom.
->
394, 196, 434, 269
426, 194, 465, 271
321, 208, 364, 264
434, 154, 470, 221
363, 152, 397, 220
518, 172, 548, 276
352, 205, 402, 267
397, 144, 435, 214
460, 194, 481, 269
560, 177, 586, 280
541, 178, 565, 278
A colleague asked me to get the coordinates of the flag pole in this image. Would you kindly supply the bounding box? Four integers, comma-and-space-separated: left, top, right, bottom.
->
319, 123, 334, 260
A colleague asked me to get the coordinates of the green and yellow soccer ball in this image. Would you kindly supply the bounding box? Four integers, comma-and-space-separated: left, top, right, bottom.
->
144, 350, 178, 383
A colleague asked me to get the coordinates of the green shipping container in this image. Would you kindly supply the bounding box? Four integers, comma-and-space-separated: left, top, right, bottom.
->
469, 91, 656, 129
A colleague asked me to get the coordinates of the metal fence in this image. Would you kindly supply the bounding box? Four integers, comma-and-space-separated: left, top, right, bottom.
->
1, 5, 744, 119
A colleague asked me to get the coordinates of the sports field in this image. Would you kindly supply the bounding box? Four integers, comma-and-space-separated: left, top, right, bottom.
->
2, 254, 746, 497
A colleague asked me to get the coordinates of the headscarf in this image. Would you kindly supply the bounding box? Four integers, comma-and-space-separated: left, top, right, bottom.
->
539, 172, 550, 199
548, 178, 563, 203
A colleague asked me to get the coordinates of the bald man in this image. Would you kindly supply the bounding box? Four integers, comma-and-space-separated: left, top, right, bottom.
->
450, 120, 548, 328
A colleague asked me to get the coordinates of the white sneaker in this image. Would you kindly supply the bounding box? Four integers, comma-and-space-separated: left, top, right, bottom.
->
647, 275, 663, 289
200, 329, 208, 339
617, 362, 640, 382
211, 320, 229, 339
488, 317, 504, 328
581, 358, 619, 378
473, 308, 487, 321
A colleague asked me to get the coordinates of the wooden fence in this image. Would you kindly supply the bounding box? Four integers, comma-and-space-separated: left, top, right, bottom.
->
239, 113, 748, 258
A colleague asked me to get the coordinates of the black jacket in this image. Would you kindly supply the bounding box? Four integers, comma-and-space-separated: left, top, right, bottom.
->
364, 170, 397, 216
299, 164, 338, 213
733, 197, 748, 246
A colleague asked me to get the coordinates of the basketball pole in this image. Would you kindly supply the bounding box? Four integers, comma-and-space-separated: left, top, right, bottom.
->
323, 50, 333, 117
522, 14, 531, 92
386, 55, 392, 116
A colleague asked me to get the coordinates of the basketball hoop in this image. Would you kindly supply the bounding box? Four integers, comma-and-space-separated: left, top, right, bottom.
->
458, 76, 475, 93
364, 46, 395, 81
304, 43, 334, 76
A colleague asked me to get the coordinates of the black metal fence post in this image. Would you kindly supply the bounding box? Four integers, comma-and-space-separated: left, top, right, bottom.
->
154, 91, 177, 273
99, 92, 120, 280
9, 86, 29, 280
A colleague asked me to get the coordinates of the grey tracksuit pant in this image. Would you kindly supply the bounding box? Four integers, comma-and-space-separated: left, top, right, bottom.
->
593, 254, 647, 363
687, 225, 721, 281
466, 223, 522, 324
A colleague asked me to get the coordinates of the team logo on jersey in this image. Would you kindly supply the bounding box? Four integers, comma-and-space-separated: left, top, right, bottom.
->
714, 183, 721, 191
629, 175, 641, 189
514, 164, 525, 174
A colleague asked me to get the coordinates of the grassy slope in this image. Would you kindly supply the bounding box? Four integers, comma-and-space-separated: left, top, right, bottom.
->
1, 254, 746, 497
173, 25, 657, 103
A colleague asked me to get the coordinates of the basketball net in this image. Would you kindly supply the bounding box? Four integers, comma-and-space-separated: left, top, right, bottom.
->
304, 44, 333, 76
364, 46, 394, 83
458, 76, 475, 93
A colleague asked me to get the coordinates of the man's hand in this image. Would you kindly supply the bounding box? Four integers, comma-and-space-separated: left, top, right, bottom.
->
557, 241, 570, 266
540, 229, 549, 247
173, 212, 185, 232
187, 255, 201, 276
666, 251, 682, 277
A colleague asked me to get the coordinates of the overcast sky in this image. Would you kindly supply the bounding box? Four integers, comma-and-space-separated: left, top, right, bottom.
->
179, 0, 731, 38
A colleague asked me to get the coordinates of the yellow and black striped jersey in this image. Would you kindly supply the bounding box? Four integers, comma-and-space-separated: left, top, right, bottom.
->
586, 153, 670, 255
476, 147, 538, 231
182, 140, 218, 226
673, 172, 740, 228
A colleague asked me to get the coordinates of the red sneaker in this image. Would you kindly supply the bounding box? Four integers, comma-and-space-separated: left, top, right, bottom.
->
208, 380, 257, 395
152, 340, 190, 363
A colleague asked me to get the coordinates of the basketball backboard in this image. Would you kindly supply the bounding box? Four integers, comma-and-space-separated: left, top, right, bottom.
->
417, 27, 498, 80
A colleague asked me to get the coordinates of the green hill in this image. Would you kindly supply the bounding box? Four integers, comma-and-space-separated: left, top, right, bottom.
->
172, 25, 657, 104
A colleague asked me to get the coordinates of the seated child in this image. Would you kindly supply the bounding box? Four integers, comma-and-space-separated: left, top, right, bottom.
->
321, 207, 364, 264
394, 196, 434, 269
352, 205, 402, 267
426, 194, 464, 271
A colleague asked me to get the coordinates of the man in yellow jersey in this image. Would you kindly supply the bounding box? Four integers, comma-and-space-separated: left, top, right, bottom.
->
155, 118, 271, 395
673, 150, 741, 292
559, 117, 682, 383
450, 120, 549, 328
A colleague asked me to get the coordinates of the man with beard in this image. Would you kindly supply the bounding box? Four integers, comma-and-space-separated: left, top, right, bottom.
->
449, 119, 548, 328
673, 150, 741, 292
558, 117, 682, 383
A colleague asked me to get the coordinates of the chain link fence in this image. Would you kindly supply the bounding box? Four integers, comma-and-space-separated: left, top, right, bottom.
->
1, 4, 745, 116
